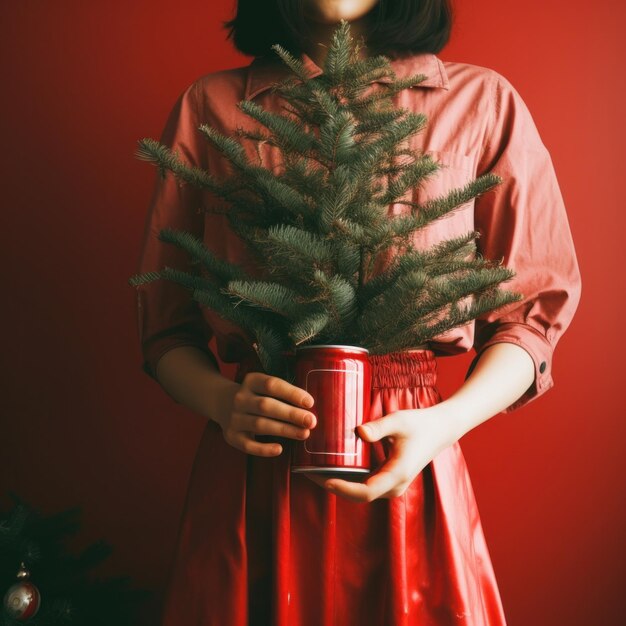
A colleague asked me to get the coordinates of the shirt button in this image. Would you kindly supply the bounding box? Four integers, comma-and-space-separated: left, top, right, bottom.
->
539, 361, 547, 374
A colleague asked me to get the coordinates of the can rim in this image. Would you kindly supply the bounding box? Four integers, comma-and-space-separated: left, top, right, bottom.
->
291, 467, 370, 473
294, 344, 369, 354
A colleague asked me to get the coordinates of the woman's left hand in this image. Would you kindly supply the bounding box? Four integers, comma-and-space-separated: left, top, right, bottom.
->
304, 403, 462, 502
304, 343, 535, 501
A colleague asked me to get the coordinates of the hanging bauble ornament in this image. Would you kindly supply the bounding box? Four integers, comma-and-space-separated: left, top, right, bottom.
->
2, 562, 41, 621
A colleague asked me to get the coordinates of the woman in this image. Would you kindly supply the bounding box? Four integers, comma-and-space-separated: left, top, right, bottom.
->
135, 1, 582, 624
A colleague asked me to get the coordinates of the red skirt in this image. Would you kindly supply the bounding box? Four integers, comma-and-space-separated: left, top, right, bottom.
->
161, 350, 507, 626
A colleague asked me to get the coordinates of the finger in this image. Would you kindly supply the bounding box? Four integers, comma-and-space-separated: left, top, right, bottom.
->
236, 413, 311, 441
303, 473, 336, 490
245, 372, 315, 409
357, 412, 407, 442
304, 472, 368, 492
327, 458, 407, 503
240, 394, 316, 430
229, 430, 284, 457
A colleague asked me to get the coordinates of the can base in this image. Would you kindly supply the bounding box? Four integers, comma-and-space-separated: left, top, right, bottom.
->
291, 466, 371, 474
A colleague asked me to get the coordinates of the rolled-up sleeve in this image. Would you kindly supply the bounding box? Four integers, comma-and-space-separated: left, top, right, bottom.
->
464, 73, 582, 413
135, 81, 219, 381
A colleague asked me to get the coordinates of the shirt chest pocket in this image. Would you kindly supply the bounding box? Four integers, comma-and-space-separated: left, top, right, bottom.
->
407, 149, 477, 249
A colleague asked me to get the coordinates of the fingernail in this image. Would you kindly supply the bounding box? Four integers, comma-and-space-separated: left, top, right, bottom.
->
302, 395, 314, 408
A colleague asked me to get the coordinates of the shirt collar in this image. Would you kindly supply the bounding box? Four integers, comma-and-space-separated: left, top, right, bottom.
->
245, 51, 449, 100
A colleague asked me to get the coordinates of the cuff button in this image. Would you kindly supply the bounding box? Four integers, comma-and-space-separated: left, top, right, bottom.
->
539, 361, 547, 374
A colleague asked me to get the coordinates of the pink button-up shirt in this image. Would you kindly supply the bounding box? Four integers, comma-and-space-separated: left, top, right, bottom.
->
135, 51, 582, 413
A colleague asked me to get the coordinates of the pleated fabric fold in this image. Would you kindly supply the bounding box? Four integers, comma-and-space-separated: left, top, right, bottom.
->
161, 350, 507, 626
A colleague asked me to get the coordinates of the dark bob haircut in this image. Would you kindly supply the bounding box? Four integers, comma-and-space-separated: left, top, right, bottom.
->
224, 0, 453, 59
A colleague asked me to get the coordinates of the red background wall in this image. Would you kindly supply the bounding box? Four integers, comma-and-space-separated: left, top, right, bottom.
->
1, 0, 623, 624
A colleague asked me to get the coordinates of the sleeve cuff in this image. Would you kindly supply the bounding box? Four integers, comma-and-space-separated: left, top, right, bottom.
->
142, 335, 220, 382
464, 321, 554, 413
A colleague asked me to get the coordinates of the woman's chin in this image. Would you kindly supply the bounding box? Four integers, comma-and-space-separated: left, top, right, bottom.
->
303, 0, 379, 26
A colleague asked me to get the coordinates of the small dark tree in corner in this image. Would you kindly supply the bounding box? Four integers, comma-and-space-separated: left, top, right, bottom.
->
0, 493, 148, 625
130, 20, 522, 380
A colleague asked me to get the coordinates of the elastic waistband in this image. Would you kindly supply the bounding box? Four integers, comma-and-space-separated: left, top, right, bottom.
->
369, 349, 437, 389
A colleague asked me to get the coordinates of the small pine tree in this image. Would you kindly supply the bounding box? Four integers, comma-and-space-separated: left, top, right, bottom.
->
0, 493, 148, 625
130, 21, 522, 380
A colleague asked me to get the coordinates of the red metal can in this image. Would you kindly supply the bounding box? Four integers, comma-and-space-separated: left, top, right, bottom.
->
291, 344, 372, 475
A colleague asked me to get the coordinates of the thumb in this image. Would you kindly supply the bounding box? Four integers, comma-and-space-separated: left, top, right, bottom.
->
358, 414, 403, 442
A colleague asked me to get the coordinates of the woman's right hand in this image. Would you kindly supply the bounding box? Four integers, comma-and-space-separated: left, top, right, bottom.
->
217, 371, 317, 457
